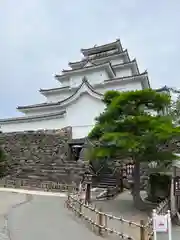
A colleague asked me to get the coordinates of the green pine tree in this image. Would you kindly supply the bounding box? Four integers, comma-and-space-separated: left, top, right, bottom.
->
88, 89, 180, 209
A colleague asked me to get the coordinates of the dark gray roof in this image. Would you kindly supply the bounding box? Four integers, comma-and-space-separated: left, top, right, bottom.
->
18, 71, 151, 111
40, 72, 147, 95
68, 49, 129, 66
155, 86, 171, 93
81, 39, 123, 55
0, 111, 66, 123
104, 71, 147, 82
40, 86, 69, 93
17, 78, 103, 110
61, 62, 114, 74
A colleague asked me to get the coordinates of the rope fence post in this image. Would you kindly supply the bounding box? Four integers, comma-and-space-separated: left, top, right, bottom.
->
78, 200, 82, 218
66, 194, 70, 209
66, 192, 148, 240
104, 213, 107, 237
98, 208, 103, 236
104, 214, 107, 229
140, 219, 146, 240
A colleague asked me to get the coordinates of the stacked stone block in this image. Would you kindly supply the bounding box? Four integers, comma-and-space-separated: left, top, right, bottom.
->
0, 127, 86, 187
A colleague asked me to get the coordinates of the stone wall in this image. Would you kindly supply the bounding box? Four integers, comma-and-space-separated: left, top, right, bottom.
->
0, 127, 86, 186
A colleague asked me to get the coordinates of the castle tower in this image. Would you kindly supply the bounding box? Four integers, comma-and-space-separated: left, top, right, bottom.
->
0, 39, 150, 138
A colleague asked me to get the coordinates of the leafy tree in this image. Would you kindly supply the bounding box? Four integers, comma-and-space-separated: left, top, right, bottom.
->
88, 89, 180, 209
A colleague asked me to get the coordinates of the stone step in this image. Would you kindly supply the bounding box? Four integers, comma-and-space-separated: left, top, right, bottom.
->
17, 170, 85, 179
32, 168, 84, 174
21, 165, 85, 171
99, 180, 116, 184
17, 168, 84, 176
100, 174, 115, 178
15, 175, 50, 181
39, 169, 85, 175
40, 169, 66, 174
31, 161, 80, 165
15, 174, 77, 183
65, 162, 86, 166
100, 177, 116, 181
97, 183, 116, 188
17, 171, 69, 178
25, 162, 85, 169
99, 179, 117, 183
43, 166, 84, 171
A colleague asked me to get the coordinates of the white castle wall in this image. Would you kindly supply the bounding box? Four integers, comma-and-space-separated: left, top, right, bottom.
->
0, 81, 143, 138
110, 57, 124, 65
69, 69, 109, 88
96, 81, 142, 94
24, 108, 62, 116
115, 67, 132, 78
0, 43, 148, 138
0, 94, 104, 139
44, 67, 134, 104
46, 91, 72, 103
0, 117, 65, 134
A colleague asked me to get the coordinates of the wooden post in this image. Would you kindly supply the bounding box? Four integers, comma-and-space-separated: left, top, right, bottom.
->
78, 200, 82, 217
98, 208, 103, 236
140, 220, 146, 240
106, 187, 110, 200
120, 166, 124, 193
66, 194, 70, 209
104, 214, 107, 229
115, 168, 120, 193
15, 180, 19, 188
85, 183, 91, 204
68, 184, 74, 194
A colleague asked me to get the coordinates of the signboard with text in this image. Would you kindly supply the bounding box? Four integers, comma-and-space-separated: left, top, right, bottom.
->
154, 214, 168, 232
152, 210, 172, 240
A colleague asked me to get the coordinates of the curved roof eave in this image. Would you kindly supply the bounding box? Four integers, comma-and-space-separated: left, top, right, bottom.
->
104, 71, 148, 84
39, 86, 70, 95
17, 78, 103, 111
69, 49, 129, 67
62, 62, 113, 74
0, 111, 66, 124
38, 72, 148, 96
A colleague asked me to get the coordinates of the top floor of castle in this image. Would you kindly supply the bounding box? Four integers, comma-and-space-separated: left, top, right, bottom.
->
36, 39, 149, 105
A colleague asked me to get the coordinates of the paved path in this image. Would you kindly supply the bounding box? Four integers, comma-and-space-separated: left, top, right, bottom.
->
0, 191, 26, 240
8, 194, 102, 240
0, 189, 180, 239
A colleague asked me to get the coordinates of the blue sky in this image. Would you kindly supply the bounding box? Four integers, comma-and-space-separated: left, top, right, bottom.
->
0, 0, 180, 118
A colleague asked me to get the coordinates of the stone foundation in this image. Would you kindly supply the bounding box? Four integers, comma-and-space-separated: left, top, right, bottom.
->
0, 127, 86, 187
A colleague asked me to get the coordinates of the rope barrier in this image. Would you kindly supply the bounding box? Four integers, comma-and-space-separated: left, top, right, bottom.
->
67, 201, 135, 240
69, 194, 142, 227
66, 193, 148, 240
67, 191, 171, 240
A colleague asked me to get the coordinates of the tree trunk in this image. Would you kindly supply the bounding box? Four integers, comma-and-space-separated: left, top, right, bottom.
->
132, 160, 147, 210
